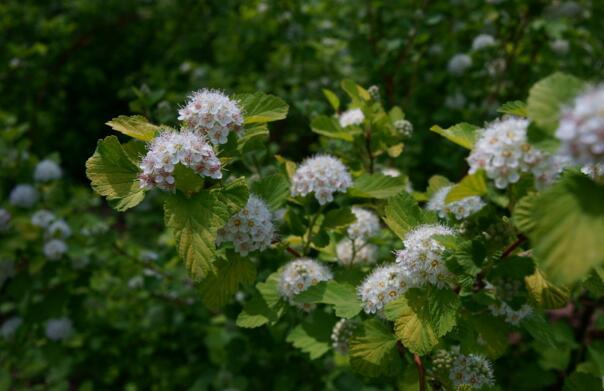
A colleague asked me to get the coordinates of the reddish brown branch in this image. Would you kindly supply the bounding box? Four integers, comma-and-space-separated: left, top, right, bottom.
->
286, 246, 301, 258
500, 234, 527, 259
413, 353, 427, 391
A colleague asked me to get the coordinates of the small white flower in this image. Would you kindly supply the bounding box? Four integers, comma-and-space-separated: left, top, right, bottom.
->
331, 319, 356, 355
138, 130, 222, 191
393, 119, 414, 137
468, 117, 559, 189
127, 275, 144, 289
44, 239, 68, 261
46, 219, 71, 239
34, 160, 62, 182
368, 85, 380, 101
449, 351, 495, 389
381, 168, 401, 178
358, 264, 415, 315
549, 39, 570, 55
472, 34, 496, 51
140, 250, 159, 262
31, 210, 55, 228
216, 195, 275, 256
0, 209, 11, 232
9, 184, 38, 208
178, 89, 243, 145
448, 54, 472, 75
278, 258, 333, 310
1, 317, 22, 339
556, 84, 604, 166
291, 155, 352, 205
338, 108, 365, 128
395, 224, 455, 288
427, 186, 485, 220
347, 207, 380, 240
45, 318, 73, 341
336, 238, 378, 266
489, 302, 532, 325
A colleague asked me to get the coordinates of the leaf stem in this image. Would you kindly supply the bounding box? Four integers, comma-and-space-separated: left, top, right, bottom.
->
303, 206, 324, 255
413, 353, 427, 391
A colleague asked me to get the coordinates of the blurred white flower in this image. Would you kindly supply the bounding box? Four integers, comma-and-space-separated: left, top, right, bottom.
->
472, 34, 496, 51
336, 238, 378, 266
347, 207, 380, 240
338, 108, 364, 127
9, 184, 39, 208
1, 317, 22, 339
44, 239, 68, 260
549, 39, 570, 55
489, 302, 532, 325
448, 54, 472, 75
34, 160, 62, 182
45, 318, 73, 341
31, 210, 55, 228
331, 319, 356, 355
46, 219, 71, 239
427, 186, 485, 220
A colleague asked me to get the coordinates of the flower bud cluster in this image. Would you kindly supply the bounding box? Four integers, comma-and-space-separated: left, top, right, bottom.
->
217, 195, 275, 256
138, 130, 221, 191
291, 155, 352, 205
278, 258, 333, 310
395, 224, 455, 288
357, 264, 415, 315
427, 186, 485, 220
468, 117, 559, 189
449, 351, 495, 389
178, 89, 243, 145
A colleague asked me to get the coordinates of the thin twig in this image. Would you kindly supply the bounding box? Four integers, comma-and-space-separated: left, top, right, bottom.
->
112, 243, 173, 281
500, 234, 527, 259
302, 206, 324, 255
414, 354, 427, 391
286, 246, 301, 258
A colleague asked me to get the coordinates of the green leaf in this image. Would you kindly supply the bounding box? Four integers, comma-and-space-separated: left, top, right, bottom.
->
293, 280, 362, 318
322, 208, 356, 230
322, 89, 340, 111
310, 115, 353, 141
164, 186, 247, 280
236, 271, 284, 328
85, 136, 145, 211
200, 254, 257, 309
497, 100, 528, 117
526, 173, 604, 285
383, 192, 425, 240
237, 92, 289, 124
211, 177, 249, 215
527, 72, 586, 134
513, 193, 538, 233
105, 115, 160, 142
445, 171, 487, 203
394, 302, 438, 356
522, 314, 563, 348
349, 173, 407, 199
251, 173, 290, 211
286, 312, 336, 359
464, 315, 509, 359
349, 319, 399, 378
172, 164, 204, 194
430, 123, 479, 149
563, 372, 602, 391
341, 79, 371, 102
238, 123, 269, 152
426, 175, 450, 199
525, 269, 569, 309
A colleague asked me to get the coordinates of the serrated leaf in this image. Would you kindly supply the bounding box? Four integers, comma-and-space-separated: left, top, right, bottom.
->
394, 302, 438, 356
105, 115, 160, 141
322, 208, 356, 230
522, 314, 563, 348
445, 171, 487, 203
164, 187, 247, 280
251, 173, 290, 211
211, 177, 249, 215
526, 173, 604, 285
200, 254, 257, 310
173, 164, 204, 194
430, 123, 479, 149
237, 92, 289, 124
349, 173, 407, 199
341, 79, 371, 102
527, 72, 586, 134
310, 115, 353, 141
286, 312, 336, 359
383, 192, 425, 239
349, 319, 399, 377
85, 136, 145, 211
236, 271, 284, 328
513, 193, 538, 233
322, 89, 340, 111
498, 100, 528, 117
525, 269, 569, 309
294, 280, 362, 318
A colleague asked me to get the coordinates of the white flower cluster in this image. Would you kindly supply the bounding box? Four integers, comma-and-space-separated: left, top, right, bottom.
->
31, 211, 70, 260
331, 319, 356, 355
556, 85, 604, 166
9, 184, 39, 208
381, 168, 401, 178
338, 108, 365, 128
449, 351, 495, 389
427, 186, 485, 220
393, 119, 414, 138
31, 210, 55, 228
0, 260, 16, 288
216, 195, 275, 256
468, 117, 558, 189
178, 89, 243, 144
44, 239, 69, 261
448, 54, 472, 75
45, 317, 73, 341
140, 250, 159, 262
278, 258, 333, 309
357, 264, 414, 314
431, 349, 453, 372
138, 130, 221, 191
336, 238, 378, 266
291, 155, 352, 205
34, 159, 62, 182
582, 163, 604, 180
46, 219, 72, 239
472, 34, 496, 51
395, 224, 455, 288
0, 208, 11, 232
1, 316, 22, 339
347, 207, 380, 239
489, 302, 532, 325
550, 39, 570, 55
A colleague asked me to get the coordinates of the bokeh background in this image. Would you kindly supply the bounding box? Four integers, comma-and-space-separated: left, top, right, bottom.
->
1, 1, 603, 390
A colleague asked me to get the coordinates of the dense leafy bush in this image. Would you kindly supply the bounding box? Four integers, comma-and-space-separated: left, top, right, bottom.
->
1, 1, 604, 390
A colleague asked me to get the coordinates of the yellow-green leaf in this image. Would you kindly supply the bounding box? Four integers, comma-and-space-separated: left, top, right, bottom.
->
105, 115, 159, 142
